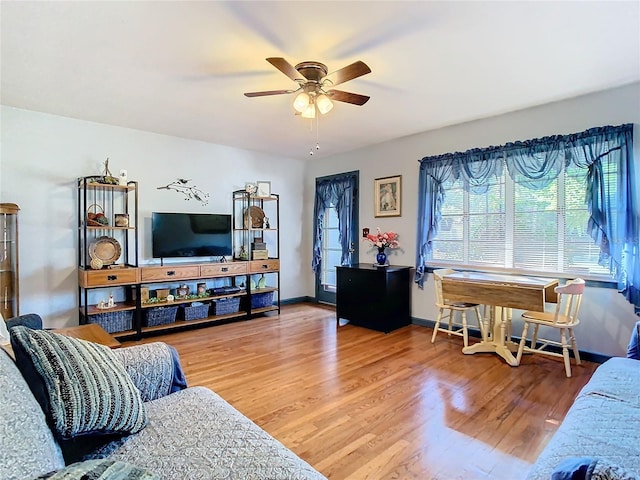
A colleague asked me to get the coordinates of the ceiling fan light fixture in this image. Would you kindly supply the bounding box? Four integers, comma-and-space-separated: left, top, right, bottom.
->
316, 94, 333, 114
293, 92, 310, 113
301, 103, 316, 119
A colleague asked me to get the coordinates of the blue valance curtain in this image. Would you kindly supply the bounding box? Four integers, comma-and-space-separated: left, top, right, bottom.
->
311, 172, 357, 274
415, 124, 639, 310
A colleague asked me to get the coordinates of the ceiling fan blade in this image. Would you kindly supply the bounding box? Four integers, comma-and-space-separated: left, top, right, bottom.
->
266, 57, 301, 81
327, 89, 370, 106
323, 61, 371, 87
244, 89, 295, 97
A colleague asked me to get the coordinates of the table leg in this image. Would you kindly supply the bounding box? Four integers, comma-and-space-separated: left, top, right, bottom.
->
462, 305, 519, 366
482, 305, 492, 341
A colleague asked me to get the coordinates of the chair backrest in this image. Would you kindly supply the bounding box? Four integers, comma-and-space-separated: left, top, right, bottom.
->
433, 269, 455, 306
552, 278, 585, 325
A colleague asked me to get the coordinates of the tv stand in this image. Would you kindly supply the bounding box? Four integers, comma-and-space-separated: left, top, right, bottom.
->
81, 258, 282, 340
77, 183, 281, 340
137, 260, 255, 337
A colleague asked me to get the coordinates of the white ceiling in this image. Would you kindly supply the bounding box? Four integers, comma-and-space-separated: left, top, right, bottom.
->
2, 1, 639, 161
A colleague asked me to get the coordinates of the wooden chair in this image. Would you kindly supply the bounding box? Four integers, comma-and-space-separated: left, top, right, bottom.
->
432, 269, 485, 348
516, 278, 585, 377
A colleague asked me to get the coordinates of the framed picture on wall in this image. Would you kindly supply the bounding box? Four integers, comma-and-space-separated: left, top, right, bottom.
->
374, 175, 401, 217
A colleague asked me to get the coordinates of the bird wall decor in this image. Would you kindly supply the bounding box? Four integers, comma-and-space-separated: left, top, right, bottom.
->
157, 178, 210, 206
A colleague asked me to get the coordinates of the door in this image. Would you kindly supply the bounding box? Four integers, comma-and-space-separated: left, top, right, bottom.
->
312, 171, 359, 304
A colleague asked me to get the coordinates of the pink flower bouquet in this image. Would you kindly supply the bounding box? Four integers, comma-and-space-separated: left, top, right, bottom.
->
365, 227, 399, 251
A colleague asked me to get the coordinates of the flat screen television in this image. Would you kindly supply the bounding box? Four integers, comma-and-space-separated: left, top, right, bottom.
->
152, 212, 232, 259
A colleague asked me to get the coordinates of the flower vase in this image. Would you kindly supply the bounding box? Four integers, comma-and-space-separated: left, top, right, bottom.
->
376, 247, 387, 266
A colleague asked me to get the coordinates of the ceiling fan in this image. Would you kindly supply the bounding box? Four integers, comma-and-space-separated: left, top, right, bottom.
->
244, 57, 371, 118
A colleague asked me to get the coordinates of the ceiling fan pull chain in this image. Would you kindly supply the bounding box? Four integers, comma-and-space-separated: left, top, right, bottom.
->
309, 109, 321, 156
316, 113, 320, 151
308, 119, 314, 156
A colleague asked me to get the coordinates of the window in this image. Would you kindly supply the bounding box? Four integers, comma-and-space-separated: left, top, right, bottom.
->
312, 170, 359, 304
432, 162, 611, 277
320, 205, 341, 292
415, 124, 637, 311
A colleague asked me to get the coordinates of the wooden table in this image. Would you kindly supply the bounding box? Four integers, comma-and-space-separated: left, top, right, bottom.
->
2, 323, 121, 358
55, 323, 121, 349
441, 271, 558, 366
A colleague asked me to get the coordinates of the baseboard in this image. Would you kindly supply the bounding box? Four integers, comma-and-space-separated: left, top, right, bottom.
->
411, 317, 610, 364
280, 296, 314, 305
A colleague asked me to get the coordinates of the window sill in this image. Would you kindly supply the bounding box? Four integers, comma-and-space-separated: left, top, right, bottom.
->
424, 263, 617, 289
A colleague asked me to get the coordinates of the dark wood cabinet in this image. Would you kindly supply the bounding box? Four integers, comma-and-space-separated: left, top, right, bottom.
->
336, 264, 412, 333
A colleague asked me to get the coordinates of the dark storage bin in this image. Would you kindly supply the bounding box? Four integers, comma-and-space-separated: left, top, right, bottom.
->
88, 310, 133, 334
181, 302, 210, 321
143, 306, 178, 327
251, 291, 274, 309
211, 297, 241, 315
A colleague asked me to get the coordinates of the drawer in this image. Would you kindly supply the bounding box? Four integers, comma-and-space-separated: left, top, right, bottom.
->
249, 259, 280, 273
200, 262, 248, 277
140, 265, 200, 282
79, 268, 139, 288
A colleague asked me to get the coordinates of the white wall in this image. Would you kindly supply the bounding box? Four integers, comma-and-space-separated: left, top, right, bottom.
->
2, 83, 638, 357
304, 82, 640, 357
0, 106, 306, 328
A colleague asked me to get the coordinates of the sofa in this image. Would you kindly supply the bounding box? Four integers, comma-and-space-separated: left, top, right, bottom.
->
0, 325, 326, 480
526, 322, 640, 480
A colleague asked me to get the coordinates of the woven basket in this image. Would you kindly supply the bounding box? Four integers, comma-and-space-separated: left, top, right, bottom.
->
143, 306, 178, 327
250, 291, 274, 309
86, 203, 108, 227
211, 297, 240, 315
181, 302, 210, 321
88, 310, 133, 333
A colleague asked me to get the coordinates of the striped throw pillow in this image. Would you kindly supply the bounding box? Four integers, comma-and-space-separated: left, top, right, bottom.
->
10, 326, 148, 440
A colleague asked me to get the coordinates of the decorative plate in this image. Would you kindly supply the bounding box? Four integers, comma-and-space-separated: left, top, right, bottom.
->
244, 206, 265, 228
89, 236, 122, 265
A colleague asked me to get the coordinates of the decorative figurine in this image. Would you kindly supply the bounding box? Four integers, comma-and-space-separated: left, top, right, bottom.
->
264, 217, 270, 229
245, 183, 258, 195
107, 294, 115, 308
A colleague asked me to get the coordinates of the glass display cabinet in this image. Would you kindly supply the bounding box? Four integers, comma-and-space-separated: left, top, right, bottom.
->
0, 203, 19, 320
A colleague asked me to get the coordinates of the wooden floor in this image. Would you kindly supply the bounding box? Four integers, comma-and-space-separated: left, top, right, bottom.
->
123, 302, 598, 480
